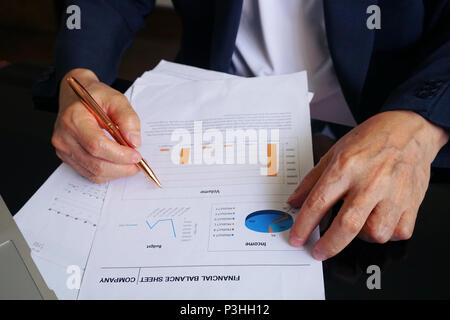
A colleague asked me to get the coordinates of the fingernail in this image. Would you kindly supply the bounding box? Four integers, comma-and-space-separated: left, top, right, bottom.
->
289, 232, 305, 247
132, 153, 141, 163
312, 247, 327, 261
129, 132, 141, 148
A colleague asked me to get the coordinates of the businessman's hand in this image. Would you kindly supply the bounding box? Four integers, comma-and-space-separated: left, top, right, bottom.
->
288, 110, 448, 260
52, 68, 141, 184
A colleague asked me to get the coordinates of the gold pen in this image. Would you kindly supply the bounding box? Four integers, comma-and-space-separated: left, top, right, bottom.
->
67, 76, 161, 187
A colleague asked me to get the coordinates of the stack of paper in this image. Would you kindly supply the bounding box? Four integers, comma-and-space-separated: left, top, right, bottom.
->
15, 61, 324, 299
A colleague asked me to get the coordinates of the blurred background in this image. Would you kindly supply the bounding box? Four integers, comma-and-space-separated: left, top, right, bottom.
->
0, 0, 181, 80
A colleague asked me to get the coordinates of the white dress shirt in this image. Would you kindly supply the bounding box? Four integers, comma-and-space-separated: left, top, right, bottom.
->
231, 0, 356, 127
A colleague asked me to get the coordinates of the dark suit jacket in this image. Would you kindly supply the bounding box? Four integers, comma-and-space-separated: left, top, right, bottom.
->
33, 0, 450, 167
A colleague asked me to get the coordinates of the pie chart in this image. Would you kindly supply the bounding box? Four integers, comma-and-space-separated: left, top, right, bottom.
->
245, 210, 293, 233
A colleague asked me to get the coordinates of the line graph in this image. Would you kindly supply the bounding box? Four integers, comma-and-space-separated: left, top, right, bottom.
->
145, 219, 177, 238
116, 207, 196, 242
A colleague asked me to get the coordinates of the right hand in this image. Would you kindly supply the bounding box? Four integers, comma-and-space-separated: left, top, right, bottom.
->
52, 68, 142, 184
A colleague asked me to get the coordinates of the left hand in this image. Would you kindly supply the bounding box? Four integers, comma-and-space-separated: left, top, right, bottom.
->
288, 110, 449, 261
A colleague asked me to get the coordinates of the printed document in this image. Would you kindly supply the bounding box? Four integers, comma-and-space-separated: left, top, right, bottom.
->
79, 62, 324, 299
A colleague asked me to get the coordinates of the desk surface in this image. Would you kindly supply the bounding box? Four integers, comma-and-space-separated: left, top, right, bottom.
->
1, 63, 449, 299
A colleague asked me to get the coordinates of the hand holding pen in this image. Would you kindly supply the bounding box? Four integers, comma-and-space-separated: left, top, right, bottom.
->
52, 68, 160, 186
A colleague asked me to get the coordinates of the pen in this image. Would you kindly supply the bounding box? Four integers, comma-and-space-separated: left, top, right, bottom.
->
66, 76, 162, 188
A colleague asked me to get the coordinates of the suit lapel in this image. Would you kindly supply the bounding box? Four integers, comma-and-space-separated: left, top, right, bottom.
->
323, 0, 378, 114
208, 0, 378, 118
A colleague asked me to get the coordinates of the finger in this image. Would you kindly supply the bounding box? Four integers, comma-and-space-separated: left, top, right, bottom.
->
106, 93, 142, 148
289, 164, 350, 247
358, 200, 403, 243
391, 208, 417, 241
56, 150, 97, 182
71, 106, 141, 164
311, 191, 378, 261
54, 131, 138, 180
287, 151, 332, 207
68, 141, 140, 180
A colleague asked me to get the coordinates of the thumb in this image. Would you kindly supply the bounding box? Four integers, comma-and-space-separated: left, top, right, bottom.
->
107, 93, 142, 148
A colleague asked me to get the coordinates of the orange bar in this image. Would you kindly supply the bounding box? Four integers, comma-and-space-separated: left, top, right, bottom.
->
202, 146, 212, 149
160, 148, 170, 152
180, 148, 191, 165
267, 143, 277, 176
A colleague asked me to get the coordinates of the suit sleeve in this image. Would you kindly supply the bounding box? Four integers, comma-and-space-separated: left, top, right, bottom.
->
381, 1, 450, 168
32, 0, 155, 111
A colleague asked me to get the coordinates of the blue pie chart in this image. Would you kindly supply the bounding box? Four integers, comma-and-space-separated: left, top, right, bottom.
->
245, 210, 293, 233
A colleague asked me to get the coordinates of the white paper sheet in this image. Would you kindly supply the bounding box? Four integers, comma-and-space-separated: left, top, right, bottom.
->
79, 62, 324, 299
14, 164, 108, 299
